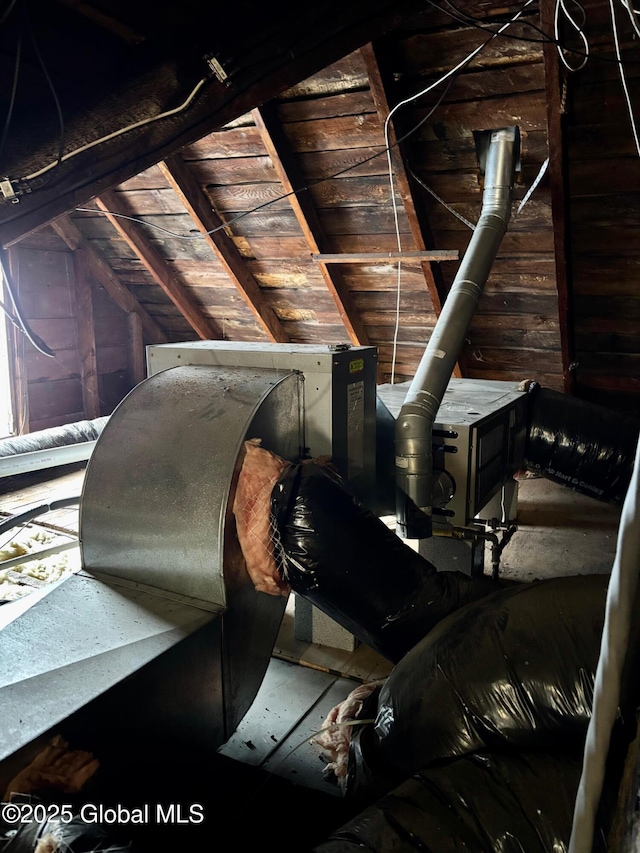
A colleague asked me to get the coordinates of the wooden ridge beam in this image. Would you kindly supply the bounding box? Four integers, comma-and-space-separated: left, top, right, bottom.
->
158, 154, 288, 343
252, 104, 369, 346
0, 0, 422, 248
51, 215, 168, 344
5, 247, 29, 433
95, 191, 221, 341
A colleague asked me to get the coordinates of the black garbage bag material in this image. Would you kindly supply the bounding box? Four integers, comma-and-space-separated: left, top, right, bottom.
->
313, 752, 608, 853
271, 461, 498, 663
525, 384, 639, 504
351, 574, 612, 790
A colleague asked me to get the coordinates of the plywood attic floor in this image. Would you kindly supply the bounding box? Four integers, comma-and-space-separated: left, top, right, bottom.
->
0, 466, 623, 819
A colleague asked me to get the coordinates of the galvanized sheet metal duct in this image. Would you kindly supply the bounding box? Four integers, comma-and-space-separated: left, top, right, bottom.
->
395, 127, 520, 537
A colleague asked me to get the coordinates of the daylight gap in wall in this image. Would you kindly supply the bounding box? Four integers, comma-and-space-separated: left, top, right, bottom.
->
0, 279, 14, 437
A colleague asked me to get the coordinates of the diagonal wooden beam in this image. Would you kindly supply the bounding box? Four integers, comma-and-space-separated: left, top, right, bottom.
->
53, 0, 145, 43
72, 249, 101, 419
361, 44, 446, 314
361, 42, 461, 377
252, 105, 370, 346
540, 0, 575, 396
95, 191, 221, 341
51, 215, 168, 344
6, 247, 29, 433
158, 154, 289, 343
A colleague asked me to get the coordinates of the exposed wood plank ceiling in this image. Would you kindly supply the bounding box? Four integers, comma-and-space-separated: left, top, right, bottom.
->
1, 0, 639, 409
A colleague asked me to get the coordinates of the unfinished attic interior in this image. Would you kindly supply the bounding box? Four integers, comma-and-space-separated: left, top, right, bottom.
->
0, 0, 639, 848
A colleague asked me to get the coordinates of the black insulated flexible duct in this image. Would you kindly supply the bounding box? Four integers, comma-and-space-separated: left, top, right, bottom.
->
524, 384, 640, 504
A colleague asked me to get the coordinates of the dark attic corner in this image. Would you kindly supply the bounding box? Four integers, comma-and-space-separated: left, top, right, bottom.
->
0, 0, 639, 850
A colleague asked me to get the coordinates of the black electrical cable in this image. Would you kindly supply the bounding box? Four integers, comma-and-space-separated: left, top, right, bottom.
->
426, 0, 640, 65
8, 0, 444, 202
0, 297, 21, 330
77, 71, 465, 241
75, 9, 505, 242
0, 0, 524, 217
0, 496, 80, 536
3, 0, 619, 232
430, 0, 578, 42
0, 248, 55, 357
23, 5, 65, 186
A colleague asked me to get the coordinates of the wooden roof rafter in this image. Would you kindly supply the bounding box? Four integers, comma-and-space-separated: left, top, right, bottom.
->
71, 248, 101, 420
157, 154, 289, 343
51, 214, 168, 344
94, 191, 222, 341
361, 42, 463, 377
361, 44, 446, 312
252, 104, 369, 346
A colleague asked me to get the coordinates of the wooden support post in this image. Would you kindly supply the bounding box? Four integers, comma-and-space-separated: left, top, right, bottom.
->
127, 312, 146, 385
4, 247, 29, 434
540, 0, 575, 395
52, 216, 168, 344
72, 249, 101, 419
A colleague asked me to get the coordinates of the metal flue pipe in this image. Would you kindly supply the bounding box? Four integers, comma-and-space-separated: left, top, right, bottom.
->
395, 126, 520, 538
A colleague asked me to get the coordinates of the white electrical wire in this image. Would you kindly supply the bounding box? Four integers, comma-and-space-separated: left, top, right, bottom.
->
618, 0, 640, 38
384, 0, 536, 384
610, 0, 640, 158
568, 434, 640, 853
554, 0, 590, 71
21, 77, 208, 183
408, 166, 476, 230
386, 129, 405, 386
384, 0, 536, 134
515, 156, 550, 217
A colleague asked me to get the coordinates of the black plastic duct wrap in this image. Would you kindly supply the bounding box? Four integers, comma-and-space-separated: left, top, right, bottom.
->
345, 574, 631, 799
271, 461, 498, 663
0, 417, 109, 457
525, 384, 639, 503
313, 752, 609, 853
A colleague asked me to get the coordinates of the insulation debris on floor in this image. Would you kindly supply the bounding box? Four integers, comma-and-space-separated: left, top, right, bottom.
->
0, 528, 80, 602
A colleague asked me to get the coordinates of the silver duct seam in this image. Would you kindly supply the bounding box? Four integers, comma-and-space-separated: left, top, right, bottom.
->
395, 127, 520, 535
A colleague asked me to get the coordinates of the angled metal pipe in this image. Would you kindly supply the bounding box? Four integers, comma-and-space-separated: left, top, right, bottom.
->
395, 127, 520, 538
